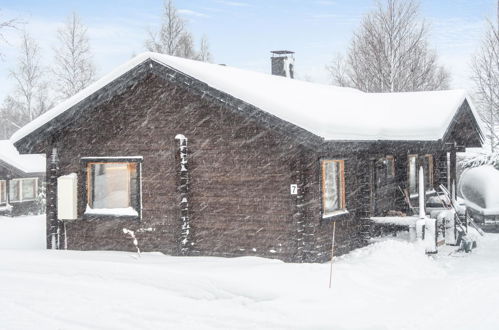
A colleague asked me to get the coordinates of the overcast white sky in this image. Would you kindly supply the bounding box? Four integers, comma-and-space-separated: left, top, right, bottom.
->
0, 0, 496, 101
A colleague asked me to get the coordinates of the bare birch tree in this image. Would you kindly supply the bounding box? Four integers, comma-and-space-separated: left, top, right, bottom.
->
327, 0, 449, 92
471, 2, 499, 152
176, 32, 196, 59
145, 0, 212, 61
145, 0, 191, 56
196, 35, 212, 62
0, 10, 19, 58
8, 31, 52, 123
53, 12, 95, 100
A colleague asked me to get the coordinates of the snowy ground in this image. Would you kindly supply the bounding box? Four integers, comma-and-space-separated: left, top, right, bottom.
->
1, 217, 499, 329
0, 215, 46, 249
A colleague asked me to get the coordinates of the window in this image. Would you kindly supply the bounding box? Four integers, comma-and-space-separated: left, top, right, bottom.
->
408, 154, 434, 196
322, 160, 346, 216
9, 178, 38, 202
0, 180, 6, 204
422, 154, 434, 190
386, 156, 395, 178
408, 155, 418, 195
84, 159, 141, 217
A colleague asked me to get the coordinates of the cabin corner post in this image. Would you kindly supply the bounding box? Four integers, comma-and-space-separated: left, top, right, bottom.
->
358, 155, 374, 245
175, 134, 191, 255
46, 146, 60, 249
291, 149, 310, 262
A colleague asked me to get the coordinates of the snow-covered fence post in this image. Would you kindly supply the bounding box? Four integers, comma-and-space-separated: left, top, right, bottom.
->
175, 134, 191, 255
425, 218, 437, 253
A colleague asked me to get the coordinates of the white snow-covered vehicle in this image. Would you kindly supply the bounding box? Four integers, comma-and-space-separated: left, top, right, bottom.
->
459, 165, 499, 228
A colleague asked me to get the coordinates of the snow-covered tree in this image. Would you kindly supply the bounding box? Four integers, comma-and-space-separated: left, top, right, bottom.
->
471, 3, 499, 152
53, 12, 95, 100
145, 0, 212, 61
327, 0, 449, 92
460, 150, 499, 169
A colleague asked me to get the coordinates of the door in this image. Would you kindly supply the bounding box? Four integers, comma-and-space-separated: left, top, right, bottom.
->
369, 158, 388, 216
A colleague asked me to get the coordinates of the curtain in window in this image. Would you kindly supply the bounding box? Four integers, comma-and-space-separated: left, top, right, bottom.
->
89, 163, 136, 209
323, 160, 343, 214
22, 179, 36, 200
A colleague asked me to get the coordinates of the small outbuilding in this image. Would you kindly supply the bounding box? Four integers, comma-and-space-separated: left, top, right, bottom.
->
0, 140, 45, 216
11, 53, 483, 262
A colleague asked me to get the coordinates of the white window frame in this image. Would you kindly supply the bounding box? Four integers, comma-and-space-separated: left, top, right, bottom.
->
9, 178, 38, 203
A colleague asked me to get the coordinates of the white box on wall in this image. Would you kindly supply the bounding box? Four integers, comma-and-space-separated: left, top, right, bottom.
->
57, 173, 78, 220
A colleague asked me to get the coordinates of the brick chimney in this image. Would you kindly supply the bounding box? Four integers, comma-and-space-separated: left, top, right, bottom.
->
271, 50, 294, 79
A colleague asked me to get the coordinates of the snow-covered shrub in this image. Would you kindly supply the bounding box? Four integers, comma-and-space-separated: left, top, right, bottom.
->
122, 228, 141, 257
36, 184, 46, 214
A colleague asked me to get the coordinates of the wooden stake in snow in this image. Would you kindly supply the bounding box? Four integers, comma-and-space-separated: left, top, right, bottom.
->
329, 221, 336, 289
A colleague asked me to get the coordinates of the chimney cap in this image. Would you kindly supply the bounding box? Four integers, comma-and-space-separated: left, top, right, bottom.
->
271, 50, 295, 56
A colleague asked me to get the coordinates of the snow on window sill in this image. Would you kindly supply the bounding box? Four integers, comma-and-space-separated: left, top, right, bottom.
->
323, 209, 350, 219
85, 206, 139, 217
8, 199, 36, 203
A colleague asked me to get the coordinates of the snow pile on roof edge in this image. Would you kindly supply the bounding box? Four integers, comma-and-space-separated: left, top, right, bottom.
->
0, 140, 45, 173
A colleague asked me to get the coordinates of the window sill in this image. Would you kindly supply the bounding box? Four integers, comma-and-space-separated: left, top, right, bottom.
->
84, 206, 139, 218
8, 199, 36, 203
322, 209, 350, 220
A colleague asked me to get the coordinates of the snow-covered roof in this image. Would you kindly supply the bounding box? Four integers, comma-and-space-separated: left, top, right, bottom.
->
0, 140, 45, 174
10, 52, 481, 143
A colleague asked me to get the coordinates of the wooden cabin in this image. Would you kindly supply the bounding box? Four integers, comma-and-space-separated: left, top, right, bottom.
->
11, 53, 482, 262
0, 140, 45, 216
